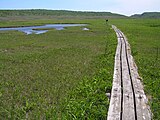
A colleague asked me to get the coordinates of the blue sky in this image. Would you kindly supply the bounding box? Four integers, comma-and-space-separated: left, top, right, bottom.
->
0, 0, 160, 15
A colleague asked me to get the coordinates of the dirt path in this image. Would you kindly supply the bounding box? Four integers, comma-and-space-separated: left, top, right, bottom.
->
107, 25, 151, 120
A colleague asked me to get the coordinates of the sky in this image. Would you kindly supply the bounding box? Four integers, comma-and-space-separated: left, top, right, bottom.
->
0, 0, 160, 16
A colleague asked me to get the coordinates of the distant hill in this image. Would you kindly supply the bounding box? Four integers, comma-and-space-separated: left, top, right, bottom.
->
131, 12, 160, 18
0, 9, 126, 18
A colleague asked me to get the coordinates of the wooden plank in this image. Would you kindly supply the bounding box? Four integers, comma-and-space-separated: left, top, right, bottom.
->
124, 36, 152, 120
107, 31, 122, 120
108, 25, 151, 120
121, 38, 135, 120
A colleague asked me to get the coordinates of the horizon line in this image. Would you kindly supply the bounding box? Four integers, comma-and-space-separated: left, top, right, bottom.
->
0, 8, 159, 16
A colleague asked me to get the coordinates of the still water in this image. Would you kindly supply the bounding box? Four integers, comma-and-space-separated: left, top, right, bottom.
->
0, 24, 86, 35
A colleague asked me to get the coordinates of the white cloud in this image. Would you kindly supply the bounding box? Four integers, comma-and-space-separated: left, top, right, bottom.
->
112, 0, 160, 15
73, 0, 160, 15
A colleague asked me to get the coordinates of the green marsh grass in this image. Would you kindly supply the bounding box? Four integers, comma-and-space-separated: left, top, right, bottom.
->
0, 19, 116, 119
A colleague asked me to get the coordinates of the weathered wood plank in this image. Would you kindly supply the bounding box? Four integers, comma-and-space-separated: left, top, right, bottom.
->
124, 35, 152, 120
108, 25, 151, 120
121, 38, 135, 120
107, 35, 122, 120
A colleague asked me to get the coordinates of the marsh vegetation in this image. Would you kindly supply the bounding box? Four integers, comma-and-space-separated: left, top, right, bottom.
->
0, 11, 159, 119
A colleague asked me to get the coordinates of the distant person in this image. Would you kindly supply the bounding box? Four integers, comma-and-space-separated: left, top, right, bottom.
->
106, 19, 108, 24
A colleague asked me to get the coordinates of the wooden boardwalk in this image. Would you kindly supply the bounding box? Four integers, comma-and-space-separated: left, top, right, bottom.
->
107, 25, 151, 120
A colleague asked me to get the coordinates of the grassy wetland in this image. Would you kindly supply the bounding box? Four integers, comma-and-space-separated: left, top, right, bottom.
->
0, 10, 160, 119
0, 16, 116, 119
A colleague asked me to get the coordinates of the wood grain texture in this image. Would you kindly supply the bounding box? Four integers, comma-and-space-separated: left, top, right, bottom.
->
107, 25, 151, 120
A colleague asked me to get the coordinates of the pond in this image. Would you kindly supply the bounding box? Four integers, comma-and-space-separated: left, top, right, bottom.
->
0, 24, 87, 35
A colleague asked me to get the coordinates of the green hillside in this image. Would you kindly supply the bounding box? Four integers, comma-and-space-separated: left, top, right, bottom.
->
131, 12, 160, 18
0, 9, 126, 18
